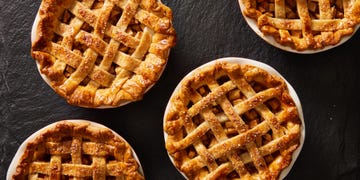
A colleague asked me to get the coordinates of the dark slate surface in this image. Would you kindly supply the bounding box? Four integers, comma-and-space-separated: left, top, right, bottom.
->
1, 0, 360, 179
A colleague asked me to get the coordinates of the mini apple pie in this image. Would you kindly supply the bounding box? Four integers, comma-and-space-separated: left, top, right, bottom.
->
9, 120, 144, 179
31, 0, 176, 107
164, 59, 303, 179
240, 0, 360, 50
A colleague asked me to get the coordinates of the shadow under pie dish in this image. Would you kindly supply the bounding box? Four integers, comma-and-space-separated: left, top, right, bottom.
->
163, 57, 305, 179
7, 120, 144, 180
31, 0, 176, 108
238, 0, 360, 53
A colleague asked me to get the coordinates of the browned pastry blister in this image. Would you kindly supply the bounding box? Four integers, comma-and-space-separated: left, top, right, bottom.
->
241, 0, 360, 50
32, 0, 176, 107
12, 120, 144, 179
164, 62, 302, 179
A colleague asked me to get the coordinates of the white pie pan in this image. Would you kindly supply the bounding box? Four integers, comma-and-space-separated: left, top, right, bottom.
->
237, 0, 360, 54
31, 9, 169, 108
7, 120, 144, 179
163, 57, 305, 179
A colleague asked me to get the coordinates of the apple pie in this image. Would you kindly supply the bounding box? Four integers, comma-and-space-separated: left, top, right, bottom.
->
31, 0, 176, 107
240, 0, 360, 50
9, 120, 144, 179
164, 59, 303, 179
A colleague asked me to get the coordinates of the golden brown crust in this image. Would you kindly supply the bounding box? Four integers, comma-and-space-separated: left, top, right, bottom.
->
240, 0, 360, 51
32, 0, 176, 107
12, 120, 144, 180
164, 62, 302, 179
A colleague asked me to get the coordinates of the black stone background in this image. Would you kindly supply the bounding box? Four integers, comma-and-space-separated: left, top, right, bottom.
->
1, 0, 360, 179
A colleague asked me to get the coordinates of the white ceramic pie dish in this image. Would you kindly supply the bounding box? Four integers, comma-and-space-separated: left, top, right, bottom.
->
7, 119, 144, 179
163, 57, 305, 179
237, 0, 360, 54
31, 9, 170, 108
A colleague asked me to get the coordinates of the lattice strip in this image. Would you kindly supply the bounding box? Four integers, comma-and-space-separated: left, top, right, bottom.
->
75, 31, 108, 55
61, 164, 93, 177
71, 137, 83, 180
92, 157, 106, 178
94, 0, 114, 36
132, 27, 153, 59
50, 43, 83, 68
60, 49, 97, 93
117, 0, 139, 32
296, 0, 314, 44
49, 156, 62, 179
319, 0, 332, 19
275, 0, 286, 18
107, 25, 140, 48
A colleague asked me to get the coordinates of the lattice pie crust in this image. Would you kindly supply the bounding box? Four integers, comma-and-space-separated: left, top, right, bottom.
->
164, 61, 302, 179
32, 0, 176, 107
11, 120, 144, 179
241, 0, 360, 50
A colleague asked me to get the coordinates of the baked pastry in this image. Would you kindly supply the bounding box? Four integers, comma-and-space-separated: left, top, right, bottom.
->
240, 0, 360, 50
31, 0, 176, 107
9, 120, 144, 179
164, 60, 303, 179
